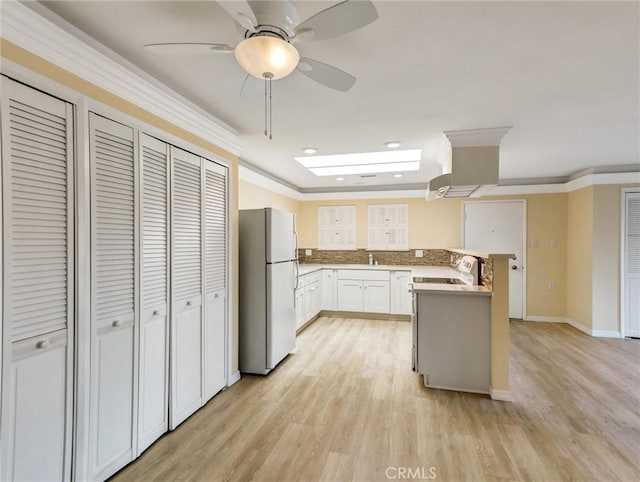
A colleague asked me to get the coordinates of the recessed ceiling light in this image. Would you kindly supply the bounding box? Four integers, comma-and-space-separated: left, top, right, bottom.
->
393, 173, 404, 178
303, 147, 317, 154
336, 177, 345, 181
385, 141, 401, 148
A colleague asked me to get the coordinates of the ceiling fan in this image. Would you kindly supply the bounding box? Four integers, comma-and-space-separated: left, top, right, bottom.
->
145, 0, 378, 92
145, 1, 378, 138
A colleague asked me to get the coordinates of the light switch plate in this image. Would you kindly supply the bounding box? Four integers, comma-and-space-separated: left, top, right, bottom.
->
415, 249, 424, 258
530, 239, 538, 248
551, 239, 559, 248
305, 249, 312, 256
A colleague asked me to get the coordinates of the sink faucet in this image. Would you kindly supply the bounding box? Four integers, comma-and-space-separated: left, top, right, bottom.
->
368, 253, 374, 265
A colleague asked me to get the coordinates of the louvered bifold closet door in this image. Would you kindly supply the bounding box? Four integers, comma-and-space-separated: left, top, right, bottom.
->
170, 147, 203, 429
624, 192, 640, 337
137, 134, 169, 454
1, 77, 74, 482
203, 160, 227, 402
88, 113, 137, 480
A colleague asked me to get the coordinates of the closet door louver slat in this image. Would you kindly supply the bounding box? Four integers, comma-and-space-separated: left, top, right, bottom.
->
7, 98, 69, 342
205, 169, 227, 294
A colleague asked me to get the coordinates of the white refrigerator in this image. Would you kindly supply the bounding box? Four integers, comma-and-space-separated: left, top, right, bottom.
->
239, 208, 298, 374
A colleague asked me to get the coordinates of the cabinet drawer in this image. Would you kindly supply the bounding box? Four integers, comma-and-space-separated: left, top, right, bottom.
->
337, 269, 390, 281
305, 271, 322, 285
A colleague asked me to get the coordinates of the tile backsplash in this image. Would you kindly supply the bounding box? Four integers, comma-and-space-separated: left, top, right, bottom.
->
298, 248, 451, 266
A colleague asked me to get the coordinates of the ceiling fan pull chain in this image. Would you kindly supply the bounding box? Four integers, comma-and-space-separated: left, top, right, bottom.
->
269, 76, 273, 140
264, 76, 268, 137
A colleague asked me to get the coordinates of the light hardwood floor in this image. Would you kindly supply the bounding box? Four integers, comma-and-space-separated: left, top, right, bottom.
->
113, 318, 640, 481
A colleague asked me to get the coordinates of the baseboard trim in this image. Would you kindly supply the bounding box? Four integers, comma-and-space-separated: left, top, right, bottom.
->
591, 330, 621, 338
296, 314, 321, 335
490, 387, 513, 402
525, 316, 567, 323
227, 371, 241, 386
319, 310, 411, 321
526, 316, 619, 338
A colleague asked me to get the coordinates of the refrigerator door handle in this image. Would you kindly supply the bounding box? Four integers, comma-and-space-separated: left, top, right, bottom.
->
294, 260, 299, 290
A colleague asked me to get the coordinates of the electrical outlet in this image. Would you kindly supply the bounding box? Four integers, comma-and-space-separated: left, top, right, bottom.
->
547, 281, 556, 291
305, 249, 312, 256
415, 249, 424, 258
530, 239, 538, 248
551, 239, 559, 248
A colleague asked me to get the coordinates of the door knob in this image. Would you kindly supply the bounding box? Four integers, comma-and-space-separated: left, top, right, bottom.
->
35, 340, 49, 349
153, 310, 159, 316
112, 319, 121, 328
186, 301, 192, 306
511, 265, 517, 270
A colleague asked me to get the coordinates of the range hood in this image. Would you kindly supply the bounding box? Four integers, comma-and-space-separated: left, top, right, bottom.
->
427, 127, 511, 200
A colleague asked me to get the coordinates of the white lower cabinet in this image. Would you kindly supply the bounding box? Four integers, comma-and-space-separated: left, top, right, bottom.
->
321, 269, 337, 310
337, 280, 365, 311
295, 287, 305, 328
304, 281, 321, 320
363, 281, 391, 313
391, 270, 413, 315
337, 270, 391, 313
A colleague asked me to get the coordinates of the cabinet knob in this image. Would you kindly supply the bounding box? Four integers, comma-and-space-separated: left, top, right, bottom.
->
153, 310, 159, 316
214, 293, 219, 298
186, 301, 192, 307
112, 319, 122, 328
35, 340, 49, 349
364, 285, 368, 289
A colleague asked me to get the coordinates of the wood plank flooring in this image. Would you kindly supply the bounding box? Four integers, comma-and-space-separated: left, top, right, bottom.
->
113, 318, 640, 481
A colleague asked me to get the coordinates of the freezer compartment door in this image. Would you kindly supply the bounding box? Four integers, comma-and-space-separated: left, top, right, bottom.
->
266, 208, 295, 263
267, 261, 297, 369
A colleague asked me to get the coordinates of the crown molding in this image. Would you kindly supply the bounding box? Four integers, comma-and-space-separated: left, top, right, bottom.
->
239, 166, 304, 200
1, 1, 244, 156
444, 126, 513, 147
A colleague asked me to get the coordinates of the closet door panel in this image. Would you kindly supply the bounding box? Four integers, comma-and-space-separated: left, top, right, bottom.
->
1, 77, 74, 482
89, 113, 136, 480
138, 135, 169, 453
170, 147, 202, 429
203, 162, 227, 402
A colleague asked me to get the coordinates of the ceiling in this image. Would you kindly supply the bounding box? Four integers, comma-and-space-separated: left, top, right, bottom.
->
38, 1, 639, 191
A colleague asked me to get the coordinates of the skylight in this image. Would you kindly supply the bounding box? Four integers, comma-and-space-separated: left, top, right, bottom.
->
295, 149, 421, 176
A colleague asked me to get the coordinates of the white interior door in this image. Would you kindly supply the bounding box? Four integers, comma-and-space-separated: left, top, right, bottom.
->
89, 113, 136, 480
463, 201, 525, 319
203, 161, 227, 401
170, 147, 202, 429
623, 191, 640, 338
1, 78, 74, 481
137, 134, 169, 454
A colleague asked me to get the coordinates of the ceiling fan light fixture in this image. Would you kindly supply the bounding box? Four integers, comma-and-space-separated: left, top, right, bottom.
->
234, 35, 300, 80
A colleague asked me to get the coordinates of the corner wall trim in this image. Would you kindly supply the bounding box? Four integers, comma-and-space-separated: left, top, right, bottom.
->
227, 371, 241, 387
525, 316, 568, 323
490, 387, 512, 402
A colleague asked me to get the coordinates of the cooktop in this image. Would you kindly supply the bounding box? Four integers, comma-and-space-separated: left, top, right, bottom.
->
412, 277, 467, 285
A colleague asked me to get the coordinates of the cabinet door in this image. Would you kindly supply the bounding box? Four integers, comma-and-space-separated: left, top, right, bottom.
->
89, 113, 136, 480
1, 78, 74, 481
337, 280, 363, 311
304, 284, 314, 321
321, 270, 336, 310
392, 271, 412, 315
364, 281, 391, 313
203, 161, 227, 402
295, 288, 305, 328
137, 135, 169, 455
170, 147, 203, 429
308, 281, 322, 318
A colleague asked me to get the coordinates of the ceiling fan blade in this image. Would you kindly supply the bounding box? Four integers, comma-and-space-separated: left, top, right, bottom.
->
294, 0, 378, 42
144, 43, 234, 54
297, 57, 356, 92
217, 1, 258, 32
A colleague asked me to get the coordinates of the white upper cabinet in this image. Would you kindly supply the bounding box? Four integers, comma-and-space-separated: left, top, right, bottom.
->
318, 205, 356, 250
1, 77, 74, 482
367, 204, 408, 250
88, 113, 137, 480
137, 134, 169, 455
